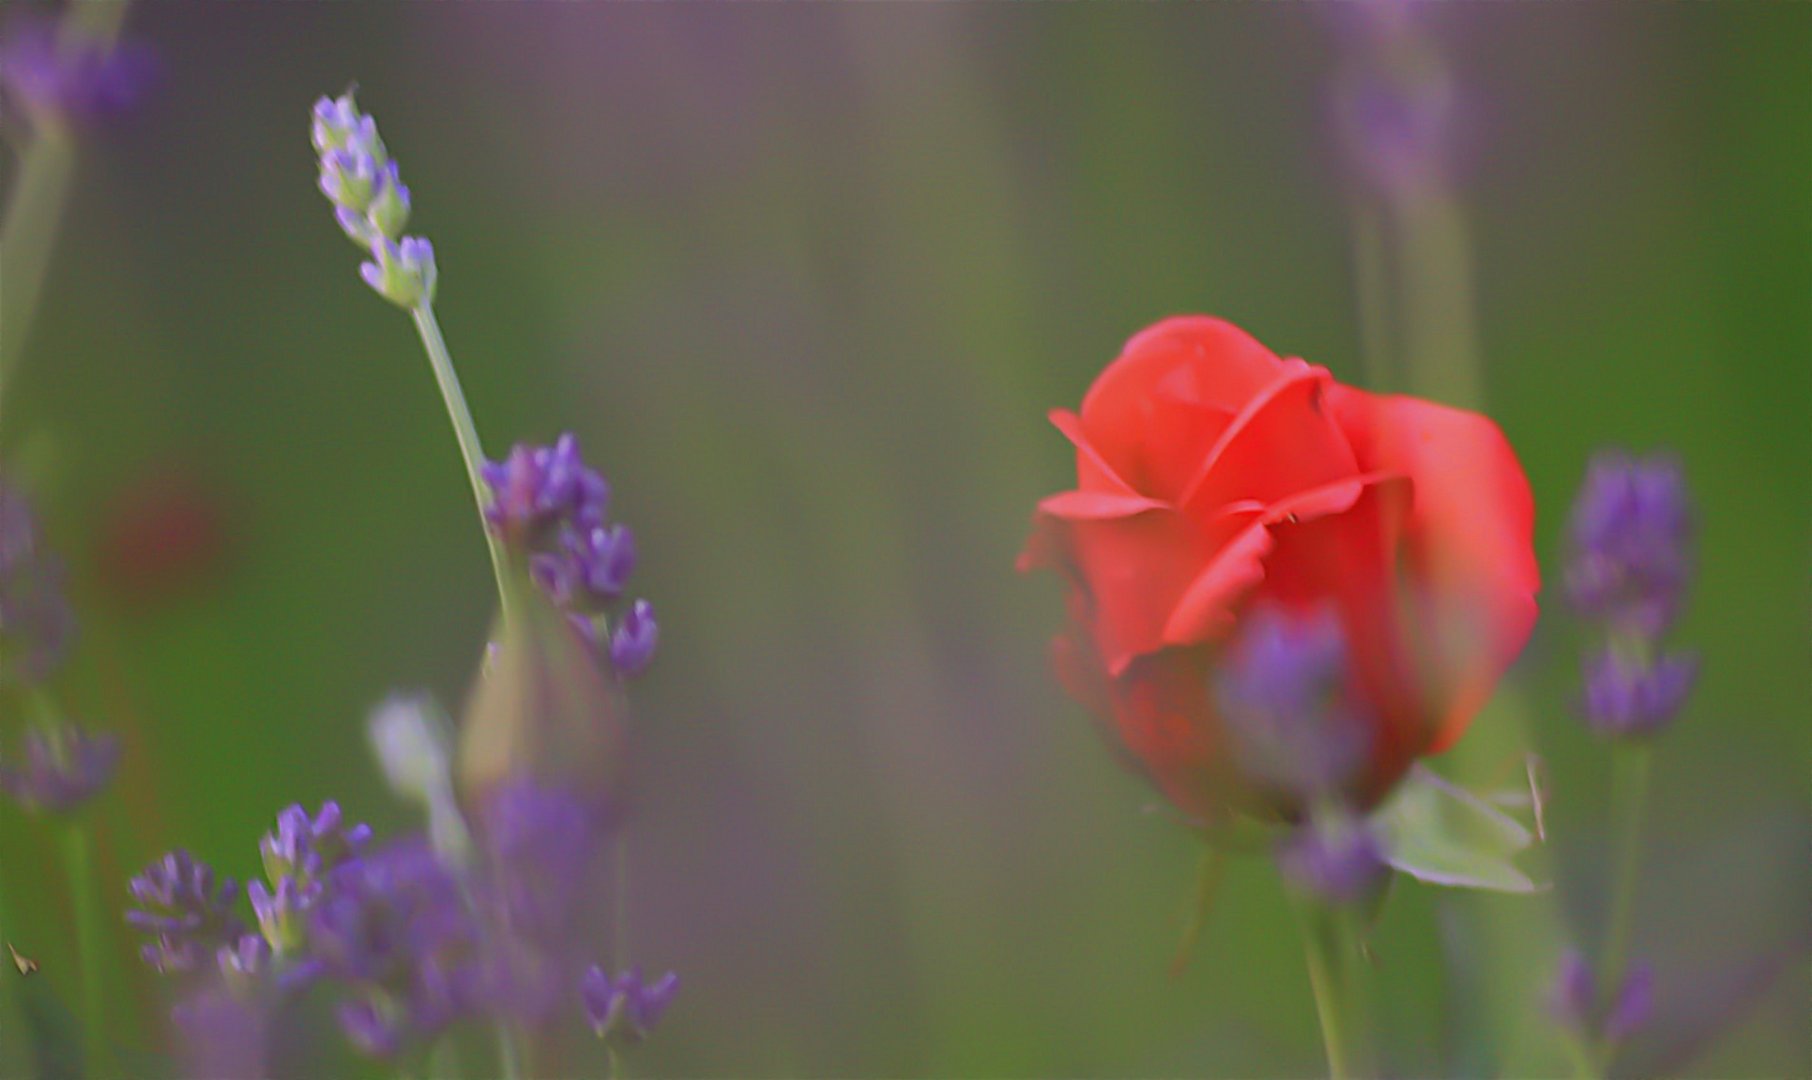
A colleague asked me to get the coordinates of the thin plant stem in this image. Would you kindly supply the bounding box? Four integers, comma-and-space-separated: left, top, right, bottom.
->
60, 824, 107, 1076
408, 303, 513, 616
1594, 744, 1652, 1070
1296, 900, 1355, 1080
0, 0, 135, 432
1349, 198, 1396, 392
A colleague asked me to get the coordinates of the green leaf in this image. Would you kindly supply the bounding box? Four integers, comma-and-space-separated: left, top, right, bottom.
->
1373, 765, 1547, 894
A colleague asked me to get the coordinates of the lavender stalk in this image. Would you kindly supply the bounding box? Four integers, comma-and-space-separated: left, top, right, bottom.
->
0, 0, 139, 425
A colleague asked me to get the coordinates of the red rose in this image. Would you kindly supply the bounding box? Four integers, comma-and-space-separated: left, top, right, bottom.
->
1020, 316, 1538, 823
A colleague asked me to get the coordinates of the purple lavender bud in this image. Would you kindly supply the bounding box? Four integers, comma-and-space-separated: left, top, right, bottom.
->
482, 435, 611, 546
1214, 605, 1372, 800
1275, 818, 1390, 907
1580, 648, 1696, 739
127, 850, 247, 974
0, 17, 156, 124
609, 600, 659, 677
259, 801, 372, 886
581, 965, 680, 1046
0, 723, 118, 814
337, 999, 402, 1059
0, 478, 76, 684
571, 525, 637, 606
1566, 452, 1692, 639
1603, 961, 1655, 1043
247, 876, 316, 956
368, 161, 411, 240
358, 234, 436, 308
1548, 948, 1597, 1031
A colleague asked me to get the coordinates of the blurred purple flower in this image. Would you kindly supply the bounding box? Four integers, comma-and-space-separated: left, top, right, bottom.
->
1580, 647, 1697, 739
609, 599, 659, 678
0, 16, 156, 124
127, 850, 248, 974
1275, 818, 1390, 907
0, 478, 75, 684
1214, 605, 1372, 802
1604, 961, 1655, 1043
1549, 948, 1598, 1031
0, 722, 118, 813
1326, 0, 1461, 198
172, 980, 269, 1079
1566, 452, 1692, 640
581, 965, 680, 1047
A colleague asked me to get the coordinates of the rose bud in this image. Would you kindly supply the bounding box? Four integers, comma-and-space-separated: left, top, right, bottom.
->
1020, 316, 1538, 824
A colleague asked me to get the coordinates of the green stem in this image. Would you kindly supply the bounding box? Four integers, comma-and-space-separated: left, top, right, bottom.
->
1296, 901, 1356, 1080
0, 0, 136, 434
60, 825, 106, 1077
0, 124, 75, 427
408, 303, 513, 616
1594, 745, 1652, 1070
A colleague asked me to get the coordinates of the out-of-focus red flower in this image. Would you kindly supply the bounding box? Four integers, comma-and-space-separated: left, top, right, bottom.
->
1020, 316, 1538, 824
95, 468, 233, 610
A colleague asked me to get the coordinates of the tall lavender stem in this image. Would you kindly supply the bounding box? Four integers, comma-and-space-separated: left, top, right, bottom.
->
1593, 745, 1650, 1069
408, 304, 515, 618
0, 0, 134, 428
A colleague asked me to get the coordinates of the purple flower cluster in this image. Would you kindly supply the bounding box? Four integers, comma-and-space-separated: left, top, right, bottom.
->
0, 478, 76, 685
1550, 949, 1655, 1047
581, 965, 680, 1048
312, 92, 436, 308
0, 722, 118, 814
483, 434, 660, 677
132, 789, 675, 1064
126, 850, 248, 974
0, 16, 155, 124
1565, 452, 1697, 739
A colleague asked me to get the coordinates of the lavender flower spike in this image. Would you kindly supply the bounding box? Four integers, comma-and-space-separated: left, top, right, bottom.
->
0, 478, 76, 684
1581, 647, 1698, 739
610, 599, 659, 677
581, 965, 681, 1047
1566, 451, 1692, 640
311, 91, 434, 308
0, 723, 118, 813
126, 850, 247, 973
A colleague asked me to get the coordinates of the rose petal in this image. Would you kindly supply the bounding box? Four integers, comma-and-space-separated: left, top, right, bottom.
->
1329, 387, 1539, 751
1178, 363, 1360, 514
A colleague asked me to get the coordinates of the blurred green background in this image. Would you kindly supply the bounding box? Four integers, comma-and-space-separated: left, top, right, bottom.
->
2, 3, 1807, 1077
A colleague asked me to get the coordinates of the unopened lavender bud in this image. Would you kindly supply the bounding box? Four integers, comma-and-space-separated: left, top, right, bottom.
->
1276, 816, 1389, 907
320, 149, 377, 213
217, 933, 270, 995
360, 235, 436, 308
1603, 961, 1655, 1043
610, 600, 658, 677
248, 876, 314, 956
368, 162, 411, 240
